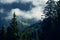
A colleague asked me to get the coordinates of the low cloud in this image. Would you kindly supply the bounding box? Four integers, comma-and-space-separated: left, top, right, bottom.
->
6, 7, 45, 20
20, 0, 48, 6
0, 0, 46, 20
0, 0, 59, 26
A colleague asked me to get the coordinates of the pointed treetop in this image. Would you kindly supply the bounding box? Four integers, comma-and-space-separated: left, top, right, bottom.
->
13, 12, 16, 18
13, 12, 16, 16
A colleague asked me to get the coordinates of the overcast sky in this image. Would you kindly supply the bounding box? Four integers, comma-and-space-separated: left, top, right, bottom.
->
0, 0, 59, 20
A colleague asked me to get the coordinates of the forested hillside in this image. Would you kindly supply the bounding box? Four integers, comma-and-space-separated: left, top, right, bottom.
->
0, 0, 60, 40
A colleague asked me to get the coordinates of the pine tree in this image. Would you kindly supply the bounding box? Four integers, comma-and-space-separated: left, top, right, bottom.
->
35, 31, 39, 40
57, 0, 60, 19
56, 0, 60, 27
0, 26, 6, 40
41, 0, 57, 40
52, 0, 60, 40
44, 0, 57, 26
7, 13, 20, 40
44, 0, 57, 18
24, 31, 31, 40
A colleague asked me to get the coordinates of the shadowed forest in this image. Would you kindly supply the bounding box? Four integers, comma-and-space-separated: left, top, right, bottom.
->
0, 0, 60, 40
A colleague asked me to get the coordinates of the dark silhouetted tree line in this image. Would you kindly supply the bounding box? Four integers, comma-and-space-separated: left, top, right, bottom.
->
41, 0, 60, 40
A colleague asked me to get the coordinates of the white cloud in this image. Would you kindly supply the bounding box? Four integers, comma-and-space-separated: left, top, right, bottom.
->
6, 7, 45, 20
21, 0, 47, 6
0, 0, 58, 4
1, 0, 58, 20
20, 0, 59, 6
55, 0, 59, 1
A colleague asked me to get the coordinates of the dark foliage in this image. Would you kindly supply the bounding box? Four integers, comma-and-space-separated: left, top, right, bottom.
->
0, 0, 60, 40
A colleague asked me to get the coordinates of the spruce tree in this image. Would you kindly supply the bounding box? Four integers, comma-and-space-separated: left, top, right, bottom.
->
7, 13, 20, 40
44, 0, 57, 17
41, 0, 57, 40
35, 31, 39, 40
24, 31, 31, 40
0, 26, 6, 40
56, 0, 60, 28
52, 0, 60, 40
44, 0, 57, 27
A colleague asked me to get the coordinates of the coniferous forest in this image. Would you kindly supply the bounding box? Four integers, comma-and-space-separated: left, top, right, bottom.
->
0, 0, 60, 40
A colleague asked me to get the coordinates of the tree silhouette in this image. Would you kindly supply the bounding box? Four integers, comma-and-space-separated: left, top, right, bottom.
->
0, 26, 6, 40
7, 13, 20, 40
41, 0, 57, 40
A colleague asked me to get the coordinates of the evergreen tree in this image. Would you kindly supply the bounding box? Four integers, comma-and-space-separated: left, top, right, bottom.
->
44, 0, 57, 18
24, 31, 31, 40
41, 17, 52, 40
41, 0, 57, 40
52, 0, 60, 40
7, 13, 20, 40
35, 31, 39, 40
56, 0, 60, 28
0, 26, 6, 40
